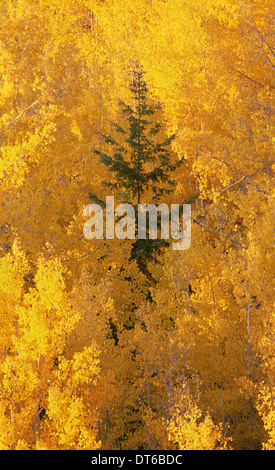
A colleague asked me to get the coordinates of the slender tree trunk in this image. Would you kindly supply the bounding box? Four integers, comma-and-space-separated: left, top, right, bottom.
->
34, 354, 42, 448
168, 338, 173, 421
104, 408, 109, 443
247, 304, 253, 450
137, 73, 141, 206
146, 333, 150, 409
98, 90, 102, 149
152, 159, 156, 266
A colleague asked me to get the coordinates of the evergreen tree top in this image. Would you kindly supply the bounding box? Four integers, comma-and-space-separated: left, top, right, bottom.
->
91, 69, 184, 207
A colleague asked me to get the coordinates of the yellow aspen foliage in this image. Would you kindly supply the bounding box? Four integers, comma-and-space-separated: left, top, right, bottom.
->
0, 0, 274, 451
257, 384, 275, 450
168, 400, 228, 450
44, 345, 101, 450
0, 241, 101, 449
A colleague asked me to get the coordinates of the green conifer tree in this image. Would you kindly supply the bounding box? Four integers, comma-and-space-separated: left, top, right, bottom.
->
90, 69, 185, 274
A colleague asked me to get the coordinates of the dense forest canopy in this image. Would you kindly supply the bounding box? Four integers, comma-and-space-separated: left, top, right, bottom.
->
0, 0, 274, 450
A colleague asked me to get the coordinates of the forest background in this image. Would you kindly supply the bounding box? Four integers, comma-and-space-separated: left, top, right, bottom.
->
0, 0, 274, 450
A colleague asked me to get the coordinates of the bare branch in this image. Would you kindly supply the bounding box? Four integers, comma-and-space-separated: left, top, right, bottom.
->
0, 98, 41, 135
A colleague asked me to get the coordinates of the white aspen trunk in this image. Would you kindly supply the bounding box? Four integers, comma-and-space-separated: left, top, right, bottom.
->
247, 304, 253, 450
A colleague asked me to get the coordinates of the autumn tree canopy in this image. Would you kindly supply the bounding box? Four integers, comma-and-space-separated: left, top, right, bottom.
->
0, 0, 274, 450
